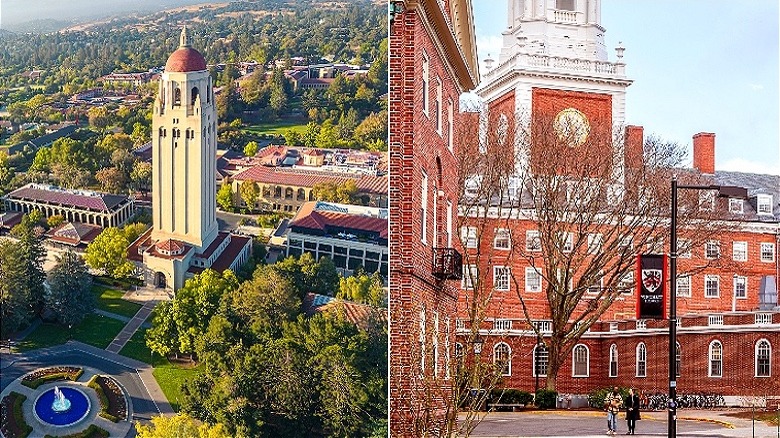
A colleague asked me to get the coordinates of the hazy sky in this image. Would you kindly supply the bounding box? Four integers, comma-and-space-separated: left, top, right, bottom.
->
473, 0, 780, 175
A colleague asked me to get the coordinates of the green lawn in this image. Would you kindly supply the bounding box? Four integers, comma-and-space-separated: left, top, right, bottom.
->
16, 314, 125, 351
120, 328, 202, 412
92, 285, 142, 318
242, 121, 308, 136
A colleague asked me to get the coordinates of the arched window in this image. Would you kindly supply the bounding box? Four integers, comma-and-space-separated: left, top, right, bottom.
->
609, 344, 618, 377
285, 188, 294, 199
191, 87, 199, 105
274, 187, 282, 198
572, 344, 589, 377
297, 188, 306, 200
173, 88, 181, 106
636, 343, 647, 377
533, 344, 548, 377
756, 339, 771, 377
709, 340, 723, 377
493, 342, 511, 376
676, 342, 681, 377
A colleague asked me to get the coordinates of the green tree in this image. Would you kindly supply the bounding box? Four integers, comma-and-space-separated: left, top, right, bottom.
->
121, 222, 148, 243
216, 182, 234, 211
302, 122, 320, 147
0, 241, 35, 335
239, 180, 260, 211
0, 152, 12, 195
243, 141, 259, 157
136, 413, 231, 438
131, 122, 150, 145
353, 111, 387, 148
84, 227, 134, 279
312, 180, 358, 204
10, 216, 47, 315
44, 251, 94, 326
95, 167, 127, 193
87, 105, 111, 131
315, 119, 338, 148
337, 271, 385, 306
46, 215, 65, 228
130, 161, 152, 194
282, 129, 301, 146
29, 146, 52, 173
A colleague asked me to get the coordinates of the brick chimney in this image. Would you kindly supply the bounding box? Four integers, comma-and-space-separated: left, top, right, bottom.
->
625, 125, 644, 168
693, 132, 716, 174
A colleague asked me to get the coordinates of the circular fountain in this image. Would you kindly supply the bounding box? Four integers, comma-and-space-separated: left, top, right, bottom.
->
34, 386, 91, 427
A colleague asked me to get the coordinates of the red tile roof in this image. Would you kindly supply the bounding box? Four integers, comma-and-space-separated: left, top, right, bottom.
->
231, 165, 387, 195
302, 293, 387, 328
45, 222, 102, 246
6, 184, 129, 213
165, 47, 207, 72
290, 202, 388, 239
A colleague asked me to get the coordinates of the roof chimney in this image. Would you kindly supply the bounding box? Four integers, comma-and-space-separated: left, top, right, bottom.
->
692, 132, 715, 174
625, 125, 644, 169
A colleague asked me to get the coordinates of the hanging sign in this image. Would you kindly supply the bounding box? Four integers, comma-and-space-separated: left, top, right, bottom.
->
636, 254, 667, 320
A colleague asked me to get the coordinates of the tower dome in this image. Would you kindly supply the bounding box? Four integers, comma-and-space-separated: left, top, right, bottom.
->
164, 26, 207, 72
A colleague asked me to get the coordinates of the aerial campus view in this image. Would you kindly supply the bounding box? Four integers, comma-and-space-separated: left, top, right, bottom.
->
0, 1, 387, 437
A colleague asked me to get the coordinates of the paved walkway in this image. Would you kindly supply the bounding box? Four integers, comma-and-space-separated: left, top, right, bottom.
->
463, 409, 780, 437
105, 301, 157, 354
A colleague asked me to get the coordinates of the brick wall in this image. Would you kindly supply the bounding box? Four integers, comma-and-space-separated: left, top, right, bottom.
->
693, 132, 716, 175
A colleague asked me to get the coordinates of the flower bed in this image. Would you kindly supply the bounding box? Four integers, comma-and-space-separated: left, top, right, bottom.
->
44, 424, 110, 438
0, 391, 33, 438
21, 366, 83, 389
87, 375, 127, 422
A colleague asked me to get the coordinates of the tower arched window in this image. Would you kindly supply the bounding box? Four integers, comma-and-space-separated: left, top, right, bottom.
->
709, 340, 723, 377
572, 344, 589, 377
191, 87, 199, 105
285, 188, 293, 199
533, 344, 548, 377
297, 188, 306, 200
609, 344, 618, 377
493, 342, 511, 376
636, 343, 647, 377
756, 339, 771, 377
173, 88, 181, 106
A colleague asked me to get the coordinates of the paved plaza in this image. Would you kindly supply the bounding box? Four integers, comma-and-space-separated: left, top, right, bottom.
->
464, 409, 780, 438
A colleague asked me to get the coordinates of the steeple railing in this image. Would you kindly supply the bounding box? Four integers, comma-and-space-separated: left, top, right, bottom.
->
486, 52, 626, 80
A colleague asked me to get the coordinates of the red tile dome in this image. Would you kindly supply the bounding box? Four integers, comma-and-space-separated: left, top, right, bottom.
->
165, 47, 207, 72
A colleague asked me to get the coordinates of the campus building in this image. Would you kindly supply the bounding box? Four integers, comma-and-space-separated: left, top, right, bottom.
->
389, 0, 479, 434
128, 27, 251, 291
460, 0, 779, 406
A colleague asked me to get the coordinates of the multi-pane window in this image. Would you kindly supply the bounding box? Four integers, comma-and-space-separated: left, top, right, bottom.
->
609, 322, 619, 332
760, 243, 776, 262
618, 271, 634, 292
494, 343, 511, 376
493, 266, 510, 291
757, 195, 773, 215
435, 78, 442, 134
699, 191, 715, 211
609, 344, 618, 377
708, 314, 724, 326
533, 320, 552, 333
562, 232, 574, 253
526, 230, 542, 252
572, 344, 589, 377
493, 319, 512, 331
728, 198, 743, 214
447, 99, 454, 152
704, 275, 720, 298
421, 51, 429, 115
646, 237, 664, 253
461, 226, 478, 248
709, 340, 723, 377
732, 241, 747, 262
733, 276, 747, 299
678, 239, 692, 258
705, 240, 720, 259
462, 264, 477, 289
636, 320, 646, 330
533, 344, 549, 377
433, 312, 440, 378
618, 235, 633, 251
587, 274, 603, 295
494, 228, 511, 250
525, 267, 542, 292
636, 343, 647, 377
455, 319, 466, 330
756, 340, 771, 377
587, 233, 603, 254
755, 313, 773, 325
676, 275, 691, 297
421, 170, 428, 244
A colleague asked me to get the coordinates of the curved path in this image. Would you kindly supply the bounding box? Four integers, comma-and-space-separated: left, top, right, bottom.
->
1, 341, 174, 437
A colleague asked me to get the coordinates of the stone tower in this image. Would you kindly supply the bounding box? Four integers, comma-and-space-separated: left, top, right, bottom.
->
151, 26, 218, 250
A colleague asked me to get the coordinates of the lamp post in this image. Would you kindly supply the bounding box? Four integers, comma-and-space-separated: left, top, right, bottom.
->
669, 177, 747, 438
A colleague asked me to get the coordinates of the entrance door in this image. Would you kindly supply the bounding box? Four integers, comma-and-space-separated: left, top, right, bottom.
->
155, 272, 167, 289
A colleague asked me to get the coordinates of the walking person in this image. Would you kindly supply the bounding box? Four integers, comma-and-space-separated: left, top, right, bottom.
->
625, 388, 641, 434
604, 386, 623, 436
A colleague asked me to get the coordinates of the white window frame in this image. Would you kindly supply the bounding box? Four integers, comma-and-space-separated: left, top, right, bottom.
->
705, 240, 720, 259
421, 170, 428, 245
455, 319, 466, 331
493, 319, 512, 331
447, 98, 454, 152
760, 242, 775, 262
433, 312, 440, 378
609, 322, 619, 332
587, 233, 603, 254
755, 313, 772, 325
562, 232, 574, 253
618, 235, 634, 251
462, 264, 477, 290
494, 228, 511, 250
755, 339, 771, 377
419, 308, 426, 373
708, 314, 724, 326
494, 342, 512, 376
493, 266, 510, 291
461, 226, 478, 248
572, 344, 590, 377
444, 318, 451, 379
421, 51, 429, 116
678, 238, 692, 258
636, 320, 647, 330
732, 241, 747, 262
709, 340, 723, 378
609, 344, 618, 377
619, 271, 634, 293
532, 320, 552, 333
435, 78, 442, 135
525, 266, 542, 292
756, 195, 773, 215
676, 275, 691, 297
533, 344, 548, 377
525, 230, 542, 252
728, 198, 744, 214
733, 275, 747, 299
636, 343, 647, 377
704, 275, 720, 298
587, 273, 603, 295
699, 191, 715, 211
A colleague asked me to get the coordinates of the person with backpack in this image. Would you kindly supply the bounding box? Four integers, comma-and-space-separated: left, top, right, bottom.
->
604, 386, 623, 436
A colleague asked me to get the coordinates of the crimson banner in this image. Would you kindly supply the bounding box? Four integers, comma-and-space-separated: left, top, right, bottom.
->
636, 254, 667, 320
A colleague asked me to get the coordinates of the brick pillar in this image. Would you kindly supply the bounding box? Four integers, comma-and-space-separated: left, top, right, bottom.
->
624, 125, 644, 169
692, 132, 716, 174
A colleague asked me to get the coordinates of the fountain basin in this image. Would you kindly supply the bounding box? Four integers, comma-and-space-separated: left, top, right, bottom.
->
34, 386, 91, 427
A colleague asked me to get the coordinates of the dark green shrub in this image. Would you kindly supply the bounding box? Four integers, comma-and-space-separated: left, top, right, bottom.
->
489, 388, 533, 407
534, 389, 558, 409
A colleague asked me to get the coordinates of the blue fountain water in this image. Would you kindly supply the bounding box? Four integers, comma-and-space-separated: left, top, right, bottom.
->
34, 387, 90, 426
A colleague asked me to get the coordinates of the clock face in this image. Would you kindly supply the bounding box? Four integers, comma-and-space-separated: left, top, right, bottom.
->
553, 108, 590, 147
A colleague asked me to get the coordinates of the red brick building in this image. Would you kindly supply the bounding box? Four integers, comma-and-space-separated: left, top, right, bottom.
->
389, 0, 479, 435
457, 0, 779, 407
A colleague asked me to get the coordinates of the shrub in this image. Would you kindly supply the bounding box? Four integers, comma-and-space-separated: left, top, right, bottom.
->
588, 386, 630, 409
45, 424, 110, 438
20, 367, 83, 389
534, 389, 558, 409
488, 388, 533, 407
1, 392, 33, 438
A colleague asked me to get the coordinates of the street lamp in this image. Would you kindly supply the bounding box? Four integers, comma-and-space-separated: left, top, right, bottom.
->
669, 177, 746, 438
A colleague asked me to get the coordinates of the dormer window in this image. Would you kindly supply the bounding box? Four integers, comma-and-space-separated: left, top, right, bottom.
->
757, 195, 773, 215
728, 198, 743, 214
